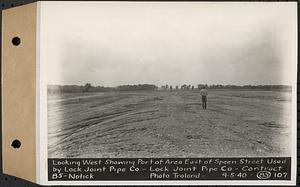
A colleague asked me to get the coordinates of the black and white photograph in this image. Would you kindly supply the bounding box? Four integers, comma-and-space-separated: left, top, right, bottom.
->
1, 1, 298, 185
37, 2, 297, 185
38, 1, 297, 184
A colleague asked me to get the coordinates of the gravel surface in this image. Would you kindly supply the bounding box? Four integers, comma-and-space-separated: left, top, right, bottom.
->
47, 90, 292, 158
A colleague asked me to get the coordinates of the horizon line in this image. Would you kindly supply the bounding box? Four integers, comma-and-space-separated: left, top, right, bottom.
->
47, 84, 292, 87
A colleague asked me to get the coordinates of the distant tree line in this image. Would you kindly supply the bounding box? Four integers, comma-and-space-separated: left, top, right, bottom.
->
117, 84, 157, 91
48, 83, 291, 94
47, 84, 115, 94
206, 84, 291, 90
48, 84, 158, 94
160, 84, 291, 91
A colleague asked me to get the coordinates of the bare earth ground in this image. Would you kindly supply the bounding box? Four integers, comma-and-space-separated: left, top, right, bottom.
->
47, 90, 292, 158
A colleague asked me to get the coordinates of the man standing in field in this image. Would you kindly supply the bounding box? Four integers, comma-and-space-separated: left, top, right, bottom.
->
200, 86, 208, 109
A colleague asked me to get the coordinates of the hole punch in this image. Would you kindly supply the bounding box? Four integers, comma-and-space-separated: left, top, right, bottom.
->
12, 37, 21, 46
11, 139, 21, 149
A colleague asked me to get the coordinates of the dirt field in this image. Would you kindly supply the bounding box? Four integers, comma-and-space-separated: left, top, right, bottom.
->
47, 90, 292, 158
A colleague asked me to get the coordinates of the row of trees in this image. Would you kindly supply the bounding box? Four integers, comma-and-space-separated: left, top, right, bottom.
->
47, 84, 158, 94
48, 83, 292, 94
117, 84, 157, 91
160, 84, 291, 90
47, 84, 115, 94
161, 84, 203, 90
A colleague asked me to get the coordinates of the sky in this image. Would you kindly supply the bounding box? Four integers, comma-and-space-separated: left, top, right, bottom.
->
40, 2, 297, 87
